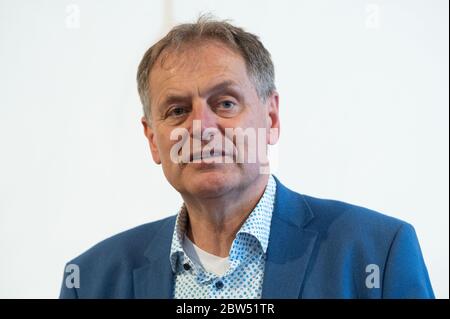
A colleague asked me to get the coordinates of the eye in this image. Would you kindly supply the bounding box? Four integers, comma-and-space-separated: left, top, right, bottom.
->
218, 100, 236, 109
167, 106, 188, 118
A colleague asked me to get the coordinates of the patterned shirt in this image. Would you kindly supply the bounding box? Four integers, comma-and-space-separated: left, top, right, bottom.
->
170, 175, 277, 299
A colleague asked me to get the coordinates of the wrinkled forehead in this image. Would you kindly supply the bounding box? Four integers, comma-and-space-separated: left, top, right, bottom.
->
149, 40, 249, 88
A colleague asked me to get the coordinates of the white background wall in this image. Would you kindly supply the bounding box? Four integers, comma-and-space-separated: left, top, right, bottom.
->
0, 0, 448, 298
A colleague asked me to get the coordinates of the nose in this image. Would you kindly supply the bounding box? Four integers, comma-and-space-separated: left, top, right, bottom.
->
188, 98, 219, 137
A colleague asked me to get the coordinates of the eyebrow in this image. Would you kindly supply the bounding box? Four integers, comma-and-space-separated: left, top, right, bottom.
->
159, 80, 241, 109
159, 94, 189, 108
199, 80, 241, 98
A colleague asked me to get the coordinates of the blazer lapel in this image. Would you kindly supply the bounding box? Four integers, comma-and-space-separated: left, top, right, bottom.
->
262, 177, 318, 298
133, 217, 176, 298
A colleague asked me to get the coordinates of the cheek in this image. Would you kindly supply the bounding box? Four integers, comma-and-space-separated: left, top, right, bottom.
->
239, 106, 266, 129
221, 106, 256, 129
157, 137, 176, 162
156, 129, 189, 166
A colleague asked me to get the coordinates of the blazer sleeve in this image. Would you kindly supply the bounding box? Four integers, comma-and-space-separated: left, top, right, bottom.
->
382, 223, 435, 298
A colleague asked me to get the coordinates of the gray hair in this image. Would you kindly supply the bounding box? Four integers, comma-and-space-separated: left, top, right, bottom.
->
136, 15, 276, 121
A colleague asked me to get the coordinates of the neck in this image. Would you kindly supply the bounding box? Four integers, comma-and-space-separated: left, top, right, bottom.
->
182, 174, 269, 257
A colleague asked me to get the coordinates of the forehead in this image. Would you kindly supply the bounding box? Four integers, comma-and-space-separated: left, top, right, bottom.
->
149, 41, 251, 95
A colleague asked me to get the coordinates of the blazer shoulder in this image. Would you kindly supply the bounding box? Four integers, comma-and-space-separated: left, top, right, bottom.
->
293, 193, 433, 298
300, 193, 409, 237
67, 214, 176, 268
60, 215, 176, 298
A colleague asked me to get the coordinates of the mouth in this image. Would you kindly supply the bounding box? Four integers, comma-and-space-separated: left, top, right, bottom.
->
189, 149, 235, 163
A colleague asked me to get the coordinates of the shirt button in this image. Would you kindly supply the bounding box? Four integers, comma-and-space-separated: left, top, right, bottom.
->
183, 263, 191, 271
215, 280, 224, 289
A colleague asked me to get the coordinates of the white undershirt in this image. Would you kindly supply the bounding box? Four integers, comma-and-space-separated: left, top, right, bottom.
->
182, 234, 231, 276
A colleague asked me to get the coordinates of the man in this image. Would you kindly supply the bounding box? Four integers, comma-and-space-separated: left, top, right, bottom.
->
60, 17, 434, 298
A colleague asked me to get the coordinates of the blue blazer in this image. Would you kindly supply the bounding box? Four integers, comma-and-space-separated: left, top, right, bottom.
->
60, 177, 434, 298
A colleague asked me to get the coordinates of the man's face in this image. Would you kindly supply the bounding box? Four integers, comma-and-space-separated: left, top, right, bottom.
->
142, 40, 279, 199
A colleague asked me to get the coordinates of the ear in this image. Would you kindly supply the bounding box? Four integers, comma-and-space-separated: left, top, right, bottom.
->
266, 92, 280, 145
141, 116, 161, 164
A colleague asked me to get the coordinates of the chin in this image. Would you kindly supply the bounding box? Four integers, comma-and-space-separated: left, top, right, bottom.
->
183, 165, 239, 198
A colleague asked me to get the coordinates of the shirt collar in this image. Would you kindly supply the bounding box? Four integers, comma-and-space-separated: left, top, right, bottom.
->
169, 175, 277, 274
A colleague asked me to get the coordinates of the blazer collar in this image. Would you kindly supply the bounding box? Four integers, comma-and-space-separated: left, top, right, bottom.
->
133, 216, 176, 298
261, 176, 318, 298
